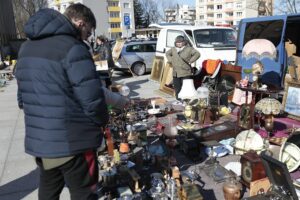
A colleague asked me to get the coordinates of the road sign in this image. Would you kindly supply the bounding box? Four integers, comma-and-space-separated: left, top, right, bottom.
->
124, 15, 130, 26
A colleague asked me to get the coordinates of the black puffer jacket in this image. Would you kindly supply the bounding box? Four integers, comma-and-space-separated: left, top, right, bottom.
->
16, 9, 109, 158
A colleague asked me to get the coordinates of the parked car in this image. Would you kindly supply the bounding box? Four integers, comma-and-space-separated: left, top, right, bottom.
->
115, 41, 157, 76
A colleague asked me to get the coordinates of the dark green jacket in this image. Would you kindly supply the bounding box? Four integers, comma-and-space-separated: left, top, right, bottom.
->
166, 46, 200, 77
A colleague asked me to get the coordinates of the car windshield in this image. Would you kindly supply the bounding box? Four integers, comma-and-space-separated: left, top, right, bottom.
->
194, 29, 237, 48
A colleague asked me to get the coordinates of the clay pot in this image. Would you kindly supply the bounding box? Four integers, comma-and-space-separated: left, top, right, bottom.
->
223, 178, 242, 200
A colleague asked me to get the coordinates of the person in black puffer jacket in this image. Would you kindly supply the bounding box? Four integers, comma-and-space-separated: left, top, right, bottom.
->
15, 4, 108, 200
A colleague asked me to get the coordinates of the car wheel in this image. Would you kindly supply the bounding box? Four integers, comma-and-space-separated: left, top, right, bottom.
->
131, 62, 146, 76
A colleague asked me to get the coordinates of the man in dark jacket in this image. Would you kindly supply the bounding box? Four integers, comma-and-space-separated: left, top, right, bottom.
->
15, 4, 108, 200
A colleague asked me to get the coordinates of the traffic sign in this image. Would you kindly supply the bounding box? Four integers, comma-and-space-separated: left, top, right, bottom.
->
124, 15, 130, 26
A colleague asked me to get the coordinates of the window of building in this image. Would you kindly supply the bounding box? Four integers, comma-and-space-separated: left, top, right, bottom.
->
110, 12, 120, 18
236, 2, 242, 8
217, 5, 222, 9
110, 23, 121, 28
124, 3, 130, 8
217, 14, 222, 18
199, 6, 204, 11
199, 15, 204, 19
207, 14, 214, 18
236, 12, 243, 17
226, 12, 233, 17
225, 2, 233, 8
108, 1, 119, 7
207, 5, 214, 10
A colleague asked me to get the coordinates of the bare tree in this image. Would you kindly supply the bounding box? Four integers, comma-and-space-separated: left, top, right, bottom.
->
247, 0, 300, 16
12, 0, 48, 38
140, 0, 161, 26
276, 0, 299, 14
140, 0, 178, 26
246, 0, 273, 16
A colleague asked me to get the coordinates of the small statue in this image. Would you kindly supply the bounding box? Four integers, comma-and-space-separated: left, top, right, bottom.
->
251, 61, 264, 89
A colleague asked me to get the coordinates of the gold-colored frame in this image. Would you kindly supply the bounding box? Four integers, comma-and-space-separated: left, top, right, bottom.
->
238, 104, 252, 129
159, 62, 174, 96
150, 56, 164, 82
282, 81, 300, 121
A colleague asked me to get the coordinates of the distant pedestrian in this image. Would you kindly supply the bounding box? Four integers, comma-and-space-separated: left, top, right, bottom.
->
94, 35, 114, 87
16, 4, 108, 200
166, 35, 200, 100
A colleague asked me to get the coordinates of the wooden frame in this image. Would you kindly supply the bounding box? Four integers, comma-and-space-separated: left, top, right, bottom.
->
282, 81, 300, 120
150, 56, 165, 82
159, 63, 174, 96
112, 40, 125, 62
238, 104, 252, 129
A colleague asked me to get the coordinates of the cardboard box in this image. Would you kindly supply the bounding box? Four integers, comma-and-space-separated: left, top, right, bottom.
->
287, 55, 300, 81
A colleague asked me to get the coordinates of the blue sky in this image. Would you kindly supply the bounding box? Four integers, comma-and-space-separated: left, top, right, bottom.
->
176, 0, 195, 6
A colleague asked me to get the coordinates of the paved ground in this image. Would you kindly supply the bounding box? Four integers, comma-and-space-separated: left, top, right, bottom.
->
0, 71, 174, 200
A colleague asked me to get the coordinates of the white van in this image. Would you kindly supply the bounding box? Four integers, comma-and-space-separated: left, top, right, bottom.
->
155, 25, 237, 71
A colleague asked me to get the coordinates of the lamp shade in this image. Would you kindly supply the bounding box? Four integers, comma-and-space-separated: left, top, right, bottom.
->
242, 39, 277, 60
255, 97, 282, 115
178, 79, 198, 100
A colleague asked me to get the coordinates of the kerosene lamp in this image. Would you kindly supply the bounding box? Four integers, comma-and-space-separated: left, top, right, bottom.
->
196, 86, 209, 124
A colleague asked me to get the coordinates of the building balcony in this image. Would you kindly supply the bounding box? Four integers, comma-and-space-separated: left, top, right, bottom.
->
224, 8, 233, 12
207, 1, 215, 5
110, 28, 122, 33
108, 6, 121, 12
225, 17, 234, 20
109, 17, 121, 23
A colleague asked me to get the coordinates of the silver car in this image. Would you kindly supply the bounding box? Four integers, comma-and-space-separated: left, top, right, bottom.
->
115, 41, 156, 76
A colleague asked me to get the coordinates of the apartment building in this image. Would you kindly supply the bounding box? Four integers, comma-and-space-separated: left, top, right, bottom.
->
195, 0, 273, 27
48, 0, 135, 39
165, 5, 196, 25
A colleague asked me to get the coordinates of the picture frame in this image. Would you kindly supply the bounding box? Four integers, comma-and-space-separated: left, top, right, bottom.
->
238, 104, 252, 129
112, 40, 125, 62
95, 60, 108, 71
282, 81, 300, 120
150, 56, 165, 82
159, 62, 174, 96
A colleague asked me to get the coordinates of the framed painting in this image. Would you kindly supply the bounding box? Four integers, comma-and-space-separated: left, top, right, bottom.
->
159, 63, 174, 96
112, 39, 125, 62
150, 56, 164, 82
238, 104, 252, 129
282, 81, 300, 120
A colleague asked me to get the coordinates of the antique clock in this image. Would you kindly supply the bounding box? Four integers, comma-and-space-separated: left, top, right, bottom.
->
240, 150, 266, 188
